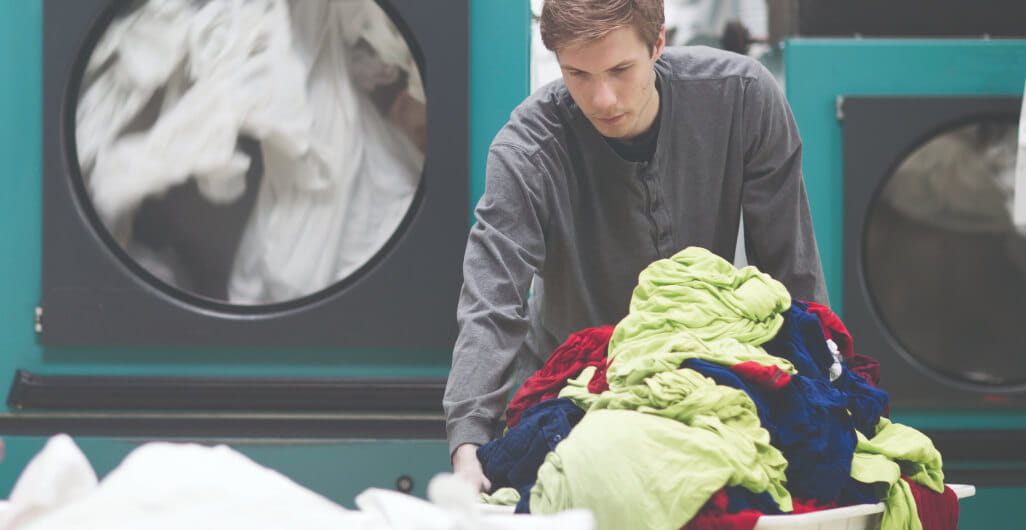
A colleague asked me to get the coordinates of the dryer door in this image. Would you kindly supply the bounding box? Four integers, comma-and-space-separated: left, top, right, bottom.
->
41, 0, 468, 347
842, 95, 1026, 405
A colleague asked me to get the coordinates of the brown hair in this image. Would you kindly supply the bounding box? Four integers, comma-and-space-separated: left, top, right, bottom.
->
539, 0, 665, 54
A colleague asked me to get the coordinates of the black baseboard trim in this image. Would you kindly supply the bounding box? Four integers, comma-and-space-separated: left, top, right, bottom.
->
943, 469, 1026, 487
8, 370, 447, 412
923, 429, 1026, 461
0, 412, 446, 439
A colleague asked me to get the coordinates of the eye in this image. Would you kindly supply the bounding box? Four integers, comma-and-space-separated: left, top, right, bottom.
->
612, 65, 631, 74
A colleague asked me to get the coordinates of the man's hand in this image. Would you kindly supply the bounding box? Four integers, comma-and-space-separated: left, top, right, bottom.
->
451, 443, 491, 493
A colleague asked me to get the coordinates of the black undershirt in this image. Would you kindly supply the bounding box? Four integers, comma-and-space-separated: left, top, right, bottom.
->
603, 81, 661, 163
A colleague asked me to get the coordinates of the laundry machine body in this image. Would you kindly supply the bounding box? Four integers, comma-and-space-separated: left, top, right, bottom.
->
0, 0, 531, 500
786, 38, 1026, 525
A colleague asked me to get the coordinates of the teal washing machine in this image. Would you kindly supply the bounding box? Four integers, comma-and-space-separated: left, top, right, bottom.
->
0, 0, 529, 504
786, 37, 1026, 527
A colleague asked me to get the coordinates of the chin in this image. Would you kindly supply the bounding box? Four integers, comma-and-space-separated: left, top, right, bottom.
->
592, 123, 627, 139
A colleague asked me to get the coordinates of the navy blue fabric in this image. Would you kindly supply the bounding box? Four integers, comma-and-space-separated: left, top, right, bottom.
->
681, 301, 888, 504
782, 376, 857, 502
757, 303, 862, 503
776, 301, 889, 437
834, 363, 889, 437
477, 398, 584, 513
758, 301, 891, 504
682, 357, 854, 503
680, 359, 769, 427
838, 476, 883, 506
725, 485, 784, 515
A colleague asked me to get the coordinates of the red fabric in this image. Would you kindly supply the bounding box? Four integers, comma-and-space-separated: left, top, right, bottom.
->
850, 353, 882, 388
505, 326, 614, 428
587, 361, 610, 394
802, 301, 854, 360
904, 478, 959, 530
730, 361, 792, 390
681, 492, 842, 530
680, 491, 842, 530
682, 490, 761, 530
801, 300, 887, 414
789, 497, 838, 514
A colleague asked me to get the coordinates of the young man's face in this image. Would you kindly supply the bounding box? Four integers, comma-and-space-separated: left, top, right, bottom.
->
557, 25, 665, 140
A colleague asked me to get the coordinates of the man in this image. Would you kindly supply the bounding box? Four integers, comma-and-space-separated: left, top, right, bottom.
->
444, 0, 828, 491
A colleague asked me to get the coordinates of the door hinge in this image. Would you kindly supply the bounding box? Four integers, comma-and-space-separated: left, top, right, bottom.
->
35, 306, 43, 334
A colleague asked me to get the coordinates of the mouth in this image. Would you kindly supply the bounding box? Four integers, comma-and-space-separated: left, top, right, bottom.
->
595, 113, 625, 125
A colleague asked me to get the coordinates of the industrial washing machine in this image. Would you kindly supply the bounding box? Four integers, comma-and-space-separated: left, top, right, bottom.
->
786, 36, 1026, 529
0, 0, 530, 503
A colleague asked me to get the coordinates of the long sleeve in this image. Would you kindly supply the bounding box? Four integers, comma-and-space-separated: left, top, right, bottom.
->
444, 143, 549, 454
740, 64, 830, 305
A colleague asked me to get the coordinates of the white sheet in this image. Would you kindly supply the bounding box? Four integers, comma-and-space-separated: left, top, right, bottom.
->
1, 436, 594, 530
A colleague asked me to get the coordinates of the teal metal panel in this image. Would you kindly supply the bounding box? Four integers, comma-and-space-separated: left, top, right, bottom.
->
784, 38, 1026, 313
960, 488, 1026, 529
0, 436, 450, 505
890, 410, 1026, 431
0, 0, 44, 402
468, 0, 531, 223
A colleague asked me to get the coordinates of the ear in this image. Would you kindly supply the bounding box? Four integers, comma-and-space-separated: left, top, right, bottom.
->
651, 26, 666, 61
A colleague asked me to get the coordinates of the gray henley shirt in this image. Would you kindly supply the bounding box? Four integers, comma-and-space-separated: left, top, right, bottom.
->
443, 46, 828, 454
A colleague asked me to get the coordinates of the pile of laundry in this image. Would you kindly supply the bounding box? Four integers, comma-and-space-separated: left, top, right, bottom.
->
478, 247, 958, 530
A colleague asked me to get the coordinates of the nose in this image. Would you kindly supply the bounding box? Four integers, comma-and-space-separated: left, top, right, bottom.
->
590, 79, 616, 112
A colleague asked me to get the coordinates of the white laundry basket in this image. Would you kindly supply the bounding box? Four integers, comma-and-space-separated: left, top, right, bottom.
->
753, 483, 975, 530
479, 483, 975, 529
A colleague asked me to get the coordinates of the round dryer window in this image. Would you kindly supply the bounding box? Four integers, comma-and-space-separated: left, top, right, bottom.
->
74, 0, 426, 306
863, 119, 1026, 386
